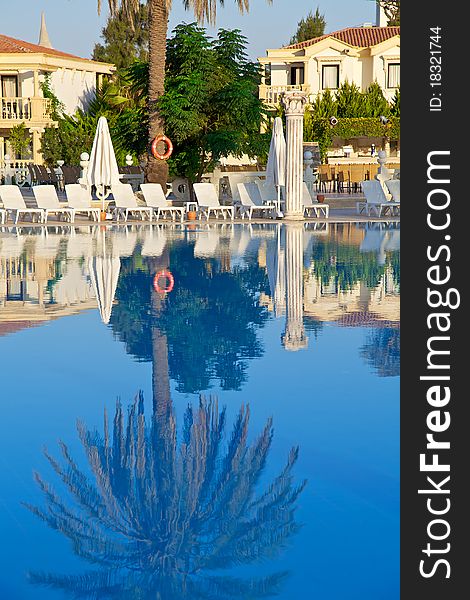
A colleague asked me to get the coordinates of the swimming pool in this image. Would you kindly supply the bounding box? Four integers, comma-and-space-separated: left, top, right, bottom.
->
0, 221, 399, 599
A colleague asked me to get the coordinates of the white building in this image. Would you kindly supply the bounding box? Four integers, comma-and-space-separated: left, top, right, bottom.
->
0, 14, 114, 165
259, 19, 400, 107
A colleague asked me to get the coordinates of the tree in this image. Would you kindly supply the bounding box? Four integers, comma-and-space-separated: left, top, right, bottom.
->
95, 0, 259, 190
289, 7, 326, 45
8, 123, 31, 159
376, 1, 400, 26
93, 3, 149, 69
110, 241, 271, 393
158, 24, 268, 183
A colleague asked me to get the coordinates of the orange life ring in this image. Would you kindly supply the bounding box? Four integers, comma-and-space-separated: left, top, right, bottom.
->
151, 135, 173, 160
153, 270, 174, 294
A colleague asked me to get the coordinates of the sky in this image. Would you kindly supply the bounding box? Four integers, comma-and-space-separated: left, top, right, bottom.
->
1, 0, 378, 61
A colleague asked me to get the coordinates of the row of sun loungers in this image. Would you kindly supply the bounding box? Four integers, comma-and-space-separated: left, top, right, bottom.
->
0, 180, 330, 224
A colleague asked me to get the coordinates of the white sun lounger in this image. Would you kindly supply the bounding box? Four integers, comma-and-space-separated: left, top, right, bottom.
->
65, 184, 101, 221
384, 179, 400, 205
32, 185, 75, 223
111, 184, 153, 222
302, 182, 329, 218
237, 183, 275, 220
193, 183, 234, 220
140, 183, 185, 222
357, 180, 400, 217
0, 185, 44, 224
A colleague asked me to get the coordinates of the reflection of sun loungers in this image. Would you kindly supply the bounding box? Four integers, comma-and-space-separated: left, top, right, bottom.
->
0, 232, 24, 259
194, 230, 219, 258
140, 227, 167, 257
111, 230, 138, 257
33, 232, 62, 259
65, 230, 95, 260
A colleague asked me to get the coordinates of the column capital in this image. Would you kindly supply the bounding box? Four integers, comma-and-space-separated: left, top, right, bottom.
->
282, 91, 308, 116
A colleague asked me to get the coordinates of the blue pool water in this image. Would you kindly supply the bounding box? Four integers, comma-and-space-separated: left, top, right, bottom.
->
0, 222, 399, 599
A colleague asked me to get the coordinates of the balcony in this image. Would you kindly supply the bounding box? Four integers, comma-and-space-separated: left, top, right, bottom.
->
259, 84, 311, 106
0, 97, 53, 126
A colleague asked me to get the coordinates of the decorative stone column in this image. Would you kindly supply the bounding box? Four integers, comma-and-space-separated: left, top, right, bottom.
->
282, 223, 308, 351
29, 127, 45, 164
282, 91, 308, 220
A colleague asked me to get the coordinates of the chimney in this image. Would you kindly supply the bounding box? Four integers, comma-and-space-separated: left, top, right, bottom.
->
38, 12, 53, 48
376, 3, 388, 27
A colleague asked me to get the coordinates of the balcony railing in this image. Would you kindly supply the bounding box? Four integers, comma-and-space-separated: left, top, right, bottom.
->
0, 97, 53, 123
259, 84, 311, 105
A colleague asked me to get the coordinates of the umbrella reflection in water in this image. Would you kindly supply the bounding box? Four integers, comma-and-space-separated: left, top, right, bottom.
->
87, 230, 120, 325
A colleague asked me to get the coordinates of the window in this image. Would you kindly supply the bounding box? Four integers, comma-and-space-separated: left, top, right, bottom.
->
264, 64, 272, 86
388, 63, 400, 88
322, 65, 339, 90
1, 75, 18, 97
290, 65, 305, 86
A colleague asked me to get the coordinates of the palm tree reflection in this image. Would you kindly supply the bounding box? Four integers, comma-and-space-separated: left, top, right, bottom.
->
26, 394, 306, 598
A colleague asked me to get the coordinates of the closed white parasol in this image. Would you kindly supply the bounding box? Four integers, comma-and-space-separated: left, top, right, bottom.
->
86, 116, 121, 211
266, 116, 286, 216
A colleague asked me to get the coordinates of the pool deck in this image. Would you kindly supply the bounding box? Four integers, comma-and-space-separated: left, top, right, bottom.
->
1, 191, 399, 227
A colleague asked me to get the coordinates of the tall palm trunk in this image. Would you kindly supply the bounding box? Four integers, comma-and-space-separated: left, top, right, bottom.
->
146, 0, 169, 188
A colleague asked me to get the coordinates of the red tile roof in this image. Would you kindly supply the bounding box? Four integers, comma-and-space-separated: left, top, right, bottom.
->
0, 320, 41, 337
286, 26, 400, 50
0, 33, 96, 62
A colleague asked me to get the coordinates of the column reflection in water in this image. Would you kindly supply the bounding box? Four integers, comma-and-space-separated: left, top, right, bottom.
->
25, 226, 307, 599
282, 223, 308, 351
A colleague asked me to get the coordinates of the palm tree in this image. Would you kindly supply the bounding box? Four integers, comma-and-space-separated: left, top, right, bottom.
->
97, 0, 258, 188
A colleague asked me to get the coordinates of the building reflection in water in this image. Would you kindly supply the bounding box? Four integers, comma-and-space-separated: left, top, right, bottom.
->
25, 282, 307, 597
1, 222, 399, 373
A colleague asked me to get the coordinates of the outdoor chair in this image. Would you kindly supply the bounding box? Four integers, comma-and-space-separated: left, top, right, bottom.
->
348, 164, 365, 194
27, 163, 38, 186
302, 182, 329, 218
61, 166, 81, 185
384, 179, 400, 204
32, 185, 75, 223
36, 165, 56, 186
193, 183, 234, 220
237, 182, 276, 220
111, 184, 153, 222
65, 184, 101, 221
0, 185, 44, 224
255, 180, 283, 211
357, 180, 400, 217
140, 183, 185, 222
